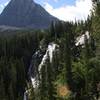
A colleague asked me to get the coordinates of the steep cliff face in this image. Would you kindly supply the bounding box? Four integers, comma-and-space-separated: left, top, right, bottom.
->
0, 0, 57, 29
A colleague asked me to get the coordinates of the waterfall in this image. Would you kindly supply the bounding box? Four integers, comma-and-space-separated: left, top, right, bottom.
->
29, 42, 59, 88
75, 31, 90, 46
23, 90, 28, 100
28, 49, 45, 88
23, 42, 59, 100
23, 31, 91, 99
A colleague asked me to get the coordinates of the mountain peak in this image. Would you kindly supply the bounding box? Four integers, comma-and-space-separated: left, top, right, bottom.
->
10, 0, 35, 6
11, 0, 34, 3
0, 0, 57, 29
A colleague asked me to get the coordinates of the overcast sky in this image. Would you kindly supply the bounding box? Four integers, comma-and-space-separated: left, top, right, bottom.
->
0, 0, 93, 21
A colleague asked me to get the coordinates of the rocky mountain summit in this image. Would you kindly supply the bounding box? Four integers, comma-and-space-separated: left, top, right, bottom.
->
0, 0, 57, 29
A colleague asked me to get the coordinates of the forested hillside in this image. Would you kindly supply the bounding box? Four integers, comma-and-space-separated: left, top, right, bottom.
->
0, 0, 100, 100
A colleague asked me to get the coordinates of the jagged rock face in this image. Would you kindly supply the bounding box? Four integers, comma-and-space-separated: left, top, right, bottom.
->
0, 0, 57, 29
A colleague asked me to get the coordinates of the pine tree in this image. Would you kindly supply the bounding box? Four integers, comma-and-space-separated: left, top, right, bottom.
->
50, 21, 55, 38
55, 21, 63, 38
39, 65, 47, 100
0, 77, 6, 100
39, 55, 56, 100
8, 83, 14, 100
92, 0, 100, 40
64, 32, 73, 91
46, 56, 56, 100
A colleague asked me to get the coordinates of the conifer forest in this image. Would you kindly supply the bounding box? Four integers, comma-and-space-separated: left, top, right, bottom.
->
0, 0, 100, 100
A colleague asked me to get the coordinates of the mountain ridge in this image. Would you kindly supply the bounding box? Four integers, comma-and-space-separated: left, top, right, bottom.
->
0, 0, 57, 29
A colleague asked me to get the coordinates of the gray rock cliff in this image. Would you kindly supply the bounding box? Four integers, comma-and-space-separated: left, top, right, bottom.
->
0, 0, 57, 29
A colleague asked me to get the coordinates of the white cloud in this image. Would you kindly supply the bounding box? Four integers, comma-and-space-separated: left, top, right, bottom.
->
44, 0, 93, 21
0, 0, 92, 22
0, 1, 9, 13
44, 0, 59, 2
54, 0, 59, 2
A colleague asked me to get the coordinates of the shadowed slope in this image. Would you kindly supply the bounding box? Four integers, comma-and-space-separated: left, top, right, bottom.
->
0, 0, 57, 29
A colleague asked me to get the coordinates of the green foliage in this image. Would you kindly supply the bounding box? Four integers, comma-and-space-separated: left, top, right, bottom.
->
0, 30, 46, 99
0, 1, 100, 99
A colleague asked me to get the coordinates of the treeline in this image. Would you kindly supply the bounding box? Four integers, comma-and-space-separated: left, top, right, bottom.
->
0, 0, 100, 100
29, 0, 100, 100
0, 30, 47, 100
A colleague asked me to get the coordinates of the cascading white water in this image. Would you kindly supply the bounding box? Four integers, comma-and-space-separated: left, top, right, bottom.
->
23, 90, 28, 100
24, 31, 90, 99
30, 42, 59, 88
30, 31, 90, 89
75, 31, 90, 46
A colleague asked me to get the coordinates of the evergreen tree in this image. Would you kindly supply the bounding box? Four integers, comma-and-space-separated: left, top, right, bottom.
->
92, 0, 100, 40
64, 32, 73, 91
46, 56, 56, 100
0, 77, 6, 100
50, 21, 55, 38
8, 83, 14, 100
39, 65, 47, 100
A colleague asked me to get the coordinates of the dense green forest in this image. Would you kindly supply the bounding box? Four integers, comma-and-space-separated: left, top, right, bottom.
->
0, 0, 100, 100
